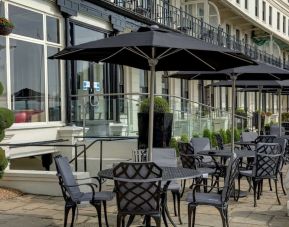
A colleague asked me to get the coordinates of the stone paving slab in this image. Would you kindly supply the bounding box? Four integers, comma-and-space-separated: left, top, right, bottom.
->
0, 174, 289, 227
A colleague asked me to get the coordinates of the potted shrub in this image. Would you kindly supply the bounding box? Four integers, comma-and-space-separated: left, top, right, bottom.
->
0, 18, 14, 36
138, 97, 173, 148
0, 82, 14, 177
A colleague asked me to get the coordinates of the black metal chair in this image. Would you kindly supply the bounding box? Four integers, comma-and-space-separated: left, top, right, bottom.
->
113, 162, 163, 227
54, 155, 114, 227
238, 143, 283, 207
255, 135, 277, 143
187, 154, 240, 227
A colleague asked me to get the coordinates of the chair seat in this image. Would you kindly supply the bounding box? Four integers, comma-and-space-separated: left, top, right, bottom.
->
239, 170, 252, 177
187, 192, 222, 206
79, 191, 114, 202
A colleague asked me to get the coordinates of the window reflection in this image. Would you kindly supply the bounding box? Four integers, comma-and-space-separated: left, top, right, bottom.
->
47, 16, 60, 43
48, 47, 61, 121
9, 5, 43, 40
10, 39, 45, 123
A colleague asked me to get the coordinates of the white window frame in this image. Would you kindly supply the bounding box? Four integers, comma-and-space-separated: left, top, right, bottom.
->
3, 1, 65, 128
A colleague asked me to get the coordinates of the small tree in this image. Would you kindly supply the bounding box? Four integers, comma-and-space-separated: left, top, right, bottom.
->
0, 82, 14, 177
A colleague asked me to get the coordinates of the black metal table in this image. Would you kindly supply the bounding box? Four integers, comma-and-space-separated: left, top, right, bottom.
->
198, 149, 255, 199
99, 166, 212, 227
198, 149, 255, 158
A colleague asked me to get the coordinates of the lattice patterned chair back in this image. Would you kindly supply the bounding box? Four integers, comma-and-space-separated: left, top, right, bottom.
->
253, 143, 282, 179
221, 154, 240, 203
178, 141, 194, 154
113, 162, 162, 214
255, 135, 277, 144
180, 153, 200, 170
215, 133, 224, 150
273, 137, 287, 171
190, 138, 211, 153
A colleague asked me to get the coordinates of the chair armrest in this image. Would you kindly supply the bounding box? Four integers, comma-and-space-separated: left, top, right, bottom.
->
64, 183, 98, 200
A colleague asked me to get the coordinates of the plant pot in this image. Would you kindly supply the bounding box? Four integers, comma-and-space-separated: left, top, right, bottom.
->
0, 25, 13, 36
138, 112, 173, 148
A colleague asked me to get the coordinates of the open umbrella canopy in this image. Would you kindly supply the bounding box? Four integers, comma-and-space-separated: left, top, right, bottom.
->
170, 62, 289, 80
50, 26, 255, 71
169, 62, 289, 152
13, 88, 44, 100
50, 25, 256, 160
209, 80, 289, 88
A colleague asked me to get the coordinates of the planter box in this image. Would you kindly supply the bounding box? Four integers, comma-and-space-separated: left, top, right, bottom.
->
138, 113, 173, 148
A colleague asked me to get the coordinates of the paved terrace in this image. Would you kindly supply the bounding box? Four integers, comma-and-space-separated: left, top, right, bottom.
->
0, 169, 289, 227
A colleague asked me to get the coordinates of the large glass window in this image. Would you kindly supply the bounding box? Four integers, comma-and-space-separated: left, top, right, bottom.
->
9, 5, 43, 40
255, 0, 259, 17
269, 6, 272, 25
10, 39, 45, 122
7, 4, 62, 123
277, 12, 280, 30
283, 16, 286, 34
262, 1, 266, 21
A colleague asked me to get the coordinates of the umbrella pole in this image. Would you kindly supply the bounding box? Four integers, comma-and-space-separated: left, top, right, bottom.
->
278, 88, 282, 136
230, 75, 237, 153
258, 86, 262, 135
148, 52, 158, 161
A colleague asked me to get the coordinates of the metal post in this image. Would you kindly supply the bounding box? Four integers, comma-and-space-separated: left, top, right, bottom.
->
230, 75, 237, 153
148, 48, 158, 161
74, 144, 78, 172
258, 86, 262, 135
100, 141, 103, 171
83, 144, 87, 172
278, 88, 282, 136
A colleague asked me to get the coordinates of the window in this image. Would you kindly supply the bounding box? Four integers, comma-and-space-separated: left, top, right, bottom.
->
269, 6, 272, 25
140, 70, 148, 95
0, 37, 6, 108
262, 1, 266, 21
245, 0, 248, 9
181, 79, 188, 114
161, 72, 169, 101
8, 4, 62, 123
277, 12, 280, 30
288, 19, 289, 36
283, 16, 286, 33
255, 0, 259, 17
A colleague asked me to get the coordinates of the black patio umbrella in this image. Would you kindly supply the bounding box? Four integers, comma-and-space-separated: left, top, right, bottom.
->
49, 25, 256, 160
170, 63, 289, 152
210, 80, 289, 135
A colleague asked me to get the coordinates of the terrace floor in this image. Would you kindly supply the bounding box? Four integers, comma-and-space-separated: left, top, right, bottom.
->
0, 169, 289, 227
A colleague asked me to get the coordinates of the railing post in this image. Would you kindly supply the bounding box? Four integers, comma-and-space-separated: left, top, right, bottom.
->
74, 144, 78, 172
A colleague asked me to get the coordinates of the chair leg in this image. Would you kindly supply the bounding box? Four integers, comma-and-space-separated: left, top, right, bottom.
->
188, 204, 196, 227
253, 179, 258, 207
152, 216, 161, 227
257, 181, 262, 200
176, 191, 182, 224
171, 191, 177, 216
70, 206, 76, 227
64, 204, 71, 227
117, 214, 122, 227
217, 208, 227, 227
92, 202, 102, 227
103, 201, 109, 227
224, 208, 229, 227
274, 179, 281, 205
180, 180, 186, 197
268, 179, 272, 191
279, 172, 287, 195
126, 215, 135, 227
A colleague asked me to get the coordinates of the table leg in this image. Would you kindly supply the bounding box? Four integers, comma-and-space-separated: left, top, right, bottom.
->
162, 181, 177, 227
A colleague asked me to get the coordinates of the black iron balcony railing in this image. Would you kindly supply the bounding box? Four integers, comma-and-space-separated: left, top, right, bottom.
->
113, 0, 287, 69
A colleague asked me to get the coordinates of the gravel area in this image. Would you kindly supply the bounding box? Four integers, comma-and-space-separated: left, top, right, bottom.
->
0, 187, 23, 200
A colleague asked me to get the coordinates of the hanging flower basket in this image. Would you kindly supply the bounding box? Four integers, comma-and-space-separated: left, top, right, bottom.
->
0, 18, 14, 36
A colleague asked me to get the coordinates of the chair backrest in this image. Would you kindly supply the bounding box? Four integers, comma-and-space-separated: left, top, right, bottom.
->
113, 162, 162, 214
241, 131, 258, 142
178, 141, 194, 154
273, 137, 287, 171
253, 143, 282, 179
190, 138, 211, 153
180, 153, 199, 170
270, 125, 285, 136
255, 135, 277, 143
152, 148, 177, 167
214, 133, 224, 150
54, 155, 82, 202
221, 153, 240, 203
